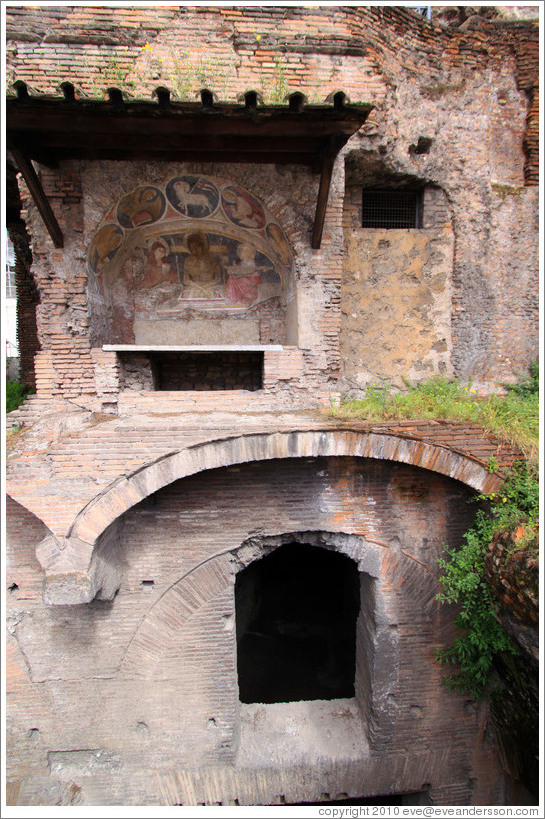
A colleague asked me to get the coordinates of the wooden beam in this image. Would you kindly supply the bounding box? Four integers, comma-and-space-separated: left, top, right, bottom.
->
11, 148, 64, 248
311, 150, 335, 249
7, 97, 373, 251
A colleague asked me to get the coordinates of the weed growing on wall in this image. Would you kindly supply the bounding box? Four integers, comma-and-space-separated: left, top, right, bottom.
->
262, 54, 290, 104
331, 367, 539, 463
435, 460, 538, 700
503, 359, 539, 398
170, 50, 238, 100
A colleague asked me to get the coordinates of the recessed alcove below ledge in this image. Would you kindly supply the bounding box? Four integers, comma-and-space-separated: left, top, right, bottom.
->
236, 699, 369, 767
102, 345, 283, 352
104, 345, 283, 392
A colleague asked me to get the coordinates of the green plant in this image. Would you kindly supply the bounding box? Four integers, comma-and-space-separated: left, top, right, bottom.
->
6, 380, 29, 413
435, 461, 538, 699
268, 54, 290, 104
330, 371, 539, 464
487, 460, 539, 533
503, 359, 539, 398
103, 59, 128, 85
485, 456, 499, 473
170, 50, 237, 100
491, 183, 524, 200
256, 51, 291, 104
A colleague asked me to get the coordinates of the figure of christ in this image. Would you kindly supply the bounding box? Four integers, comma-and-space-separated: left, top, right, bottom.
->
182, 231, 224, 299
225, 243, 264, 305
136, 241, 178, 290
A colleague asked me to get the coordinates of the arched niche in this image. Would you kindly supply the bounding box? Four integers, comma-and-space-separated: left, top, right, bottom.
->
87, 176, 296, 347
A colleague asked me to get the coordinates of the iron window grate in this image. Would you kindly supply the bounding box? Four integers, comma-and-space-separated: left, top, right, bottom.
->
362, 189, 422, 229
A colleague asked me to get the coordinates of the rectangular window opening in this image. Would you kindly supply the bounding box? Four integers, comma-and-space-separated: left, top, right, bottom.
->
118, 351, 264, 392
362, 189, 423, 229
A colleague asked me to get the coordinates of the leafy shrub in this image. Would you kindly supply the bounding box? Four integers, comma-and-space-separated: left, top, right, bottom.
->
503, 360, 539, 398
332, 368, 539, 700
6, 380, 29, 413
436, 461, 538, 699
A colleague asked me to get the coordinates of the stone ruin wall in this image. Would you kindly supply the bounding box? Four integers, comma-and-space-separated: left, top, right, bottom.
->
4, 6, 540, 807
341, 185, 455, 389
7, 457, 510, 806
6, 5, 540, 401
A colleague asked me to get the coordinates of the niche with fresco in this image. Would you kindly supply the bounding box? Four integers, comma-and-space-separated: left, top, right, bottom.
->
87, 176, 295, 346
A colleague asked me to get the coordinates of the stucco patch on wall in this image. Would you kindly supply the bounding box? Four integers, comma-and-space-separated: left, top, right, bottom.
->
340, 224, 454, 390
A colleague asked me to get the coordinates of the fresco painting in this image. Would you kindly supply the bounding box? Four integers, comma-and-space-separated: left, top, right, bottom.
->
123, 230, 281, 317
181, 231, 224, 299
266, 223, 293, 270
88, 223, 124, 276
88, 176, 292, 327
166, 176, 220, 219
221, 185, 266, 229
136, 238, 178, 290
116, 186, 166, 229
225, 242, 265, 304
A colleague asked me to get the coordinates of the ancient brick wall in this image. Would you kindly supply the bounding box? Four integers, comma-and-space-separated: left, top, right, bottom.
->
17, 163, 97, 401
6, 458, 510, 806
4, 6, 539, 807
6, 5, 539, 396
7, 221, 39, 390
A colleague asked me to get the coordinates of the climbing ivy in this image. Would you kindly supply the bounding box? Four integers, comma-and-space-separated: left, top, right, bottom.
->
436, 460, 539, 700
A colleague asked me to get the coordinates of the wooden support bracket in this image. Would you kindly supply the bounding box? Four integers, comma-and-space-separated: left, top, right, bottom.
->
311, 146, 336, 250
11, 148, 64, 248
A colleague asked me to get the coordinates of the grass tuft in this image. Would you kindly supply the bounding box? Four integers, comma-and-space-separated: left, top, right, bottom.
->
330, 372, 539, 464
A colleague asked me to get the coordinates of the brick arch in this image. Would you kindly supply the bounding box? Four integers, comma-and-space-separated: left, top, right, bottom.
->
121, 530, 407, 680
70, 429, 500, 544
39, 429, 503, 605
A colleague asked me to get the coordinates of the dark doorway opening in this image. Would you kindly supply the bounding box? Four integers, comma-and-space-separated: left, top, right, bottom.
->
236, 542, 360, 703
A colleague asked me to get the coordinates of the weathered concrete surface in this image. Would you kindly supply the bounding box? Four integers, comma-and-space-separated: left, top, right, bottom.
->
133, 318, 261, 345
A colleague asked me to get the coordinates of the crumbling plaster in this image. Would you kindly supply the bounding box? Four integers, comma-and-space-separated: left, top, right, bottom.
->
341, 57, 537, 389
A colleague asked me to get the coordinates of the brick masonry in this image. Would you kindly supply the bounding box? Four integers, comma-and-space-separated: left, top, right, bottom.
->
6, 457, 508, 806
7, 221, 39, 390
4, 5, 539, 807
6, 5, 539, 400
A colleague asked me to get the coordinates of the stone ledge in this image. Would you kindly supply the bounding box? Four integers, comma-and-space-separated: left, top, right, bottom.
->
103, 344, 284, 352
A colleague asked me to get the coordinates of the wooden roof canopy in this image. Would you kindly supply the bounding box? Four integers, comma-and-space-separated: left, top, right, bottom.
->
6, 82, 373, 249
